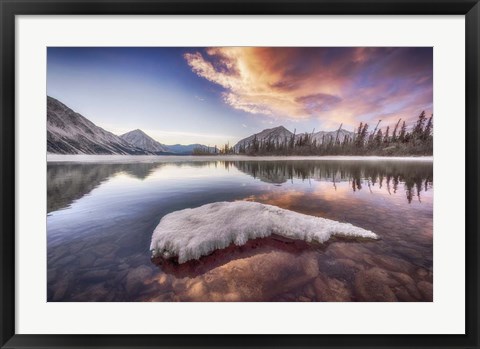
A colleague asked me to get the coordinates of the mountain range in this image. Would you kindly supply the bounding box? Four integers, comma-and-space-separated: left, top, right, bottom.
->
47, 97, 210, 155
47, 96, 354, 155
47, 97, 150, 155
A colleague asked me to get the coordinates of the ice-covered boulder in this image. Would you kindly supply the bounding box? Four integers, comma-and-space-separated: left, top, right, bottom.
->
150, 201, 377, 263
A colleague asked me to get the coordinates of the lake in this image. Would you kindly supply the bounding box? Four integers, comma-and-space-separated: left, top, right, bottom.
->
47, 157, 433, 302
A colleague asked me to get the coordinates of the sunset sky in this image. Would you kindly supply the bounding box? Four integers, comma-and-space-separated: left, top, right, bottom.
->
47, 47, 433, 145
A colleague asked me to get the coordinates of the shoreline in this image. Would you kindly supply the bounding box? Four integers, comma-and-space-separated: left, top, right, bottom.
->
47, 154, 433, 163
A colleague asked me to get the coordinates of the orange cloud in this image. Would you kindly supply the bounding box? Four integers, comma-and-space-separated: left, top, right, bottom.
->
184, 47, 433, 129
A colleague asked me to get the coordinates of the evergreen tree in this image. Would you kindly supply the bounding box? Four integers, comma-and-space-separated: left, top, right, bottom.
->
423, 115, 433, 140
413, 111, 427, 140
359, 123, 369, 148
384, 126, 390, 144
391, 118, 401, 142
374, 129, 383, 146
399, 121, 407, 143
355, 122, 363, 147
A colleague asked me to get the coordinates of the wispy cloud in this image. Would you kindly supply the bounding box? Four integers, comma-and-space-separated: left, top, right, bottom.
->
184, 47, 433, 128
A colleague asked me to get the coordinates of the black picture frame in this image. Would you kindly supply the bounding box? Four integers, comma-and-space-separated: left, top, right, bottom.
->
1, 0, 478, 348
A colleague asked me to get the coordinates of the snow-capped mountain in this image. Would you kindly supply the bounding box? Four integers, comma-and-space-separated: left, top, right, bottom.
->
47, 97, 211, 155
120, 129, 170, 154
234, 126, 354, 151
119, 132, 214, 154
47, 96, 150, 155
234, 126, 293, 151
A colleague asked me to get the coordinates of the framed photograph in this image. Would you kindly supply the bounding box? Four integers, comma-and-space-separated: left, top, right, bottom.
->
1, 0, 478, 348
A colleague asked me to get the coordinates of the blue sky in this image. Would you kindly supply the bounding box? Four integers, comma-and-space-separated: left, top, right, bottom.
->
47, 47, 433, 145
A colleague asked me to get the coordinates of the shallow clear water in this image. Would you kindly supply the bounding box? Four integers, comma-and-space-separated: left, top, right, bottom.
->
47, 159, 433, 302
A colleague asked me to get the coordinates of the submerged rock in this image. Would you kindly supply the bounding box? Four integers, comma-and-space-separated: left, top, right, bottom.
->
177, 251, 320, 302
417, 281, 433, 301
416, 268, 428, 278
52, 279, 69, 301
354, 268, 398, 302
312, 275, 352, 301
125, 265, 152, 294
51, 272, 72, 301
78, 253, 96, 268
81, 269, 110, 281
372, 255, 414, 274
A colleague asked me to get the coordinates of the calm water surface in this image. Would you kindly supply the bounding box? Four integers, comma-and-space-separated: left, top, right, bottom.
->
47, 159, 433, 302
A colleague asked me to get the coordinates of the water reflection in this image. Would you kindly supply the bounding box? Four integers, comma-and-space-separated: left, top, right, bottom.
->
47, 159, 433, 302
233, 160, 432, 204
48, 160, 433, 213
47, 163, 163, 212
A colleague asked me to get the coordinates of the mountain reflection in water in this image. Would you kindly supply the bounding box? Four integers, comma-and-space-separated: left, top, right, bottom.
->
48, 160, 432, 213
47, 159, 433, 302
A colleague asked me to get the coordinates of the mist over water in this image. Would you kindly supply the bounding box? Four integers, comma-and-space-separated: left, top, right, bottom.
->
47, 159, 433, 302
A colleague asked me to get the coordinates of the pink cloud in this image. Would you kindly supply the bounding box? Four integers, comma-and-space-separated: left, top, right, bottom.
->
184, 47, 432, 130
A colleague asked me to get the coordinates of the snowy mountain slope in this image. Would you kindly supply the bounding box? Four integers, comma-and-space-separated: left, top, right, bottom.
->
234, 126, 294, 151
234, 126, 354, 151
303, 128, 354, 145
120, 129, 170, 153
47, 96, 150, 155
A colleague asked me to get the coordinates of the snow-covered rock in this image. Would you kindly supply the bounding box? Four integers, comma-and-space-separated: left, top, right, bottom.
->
150, 201, 378, 263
